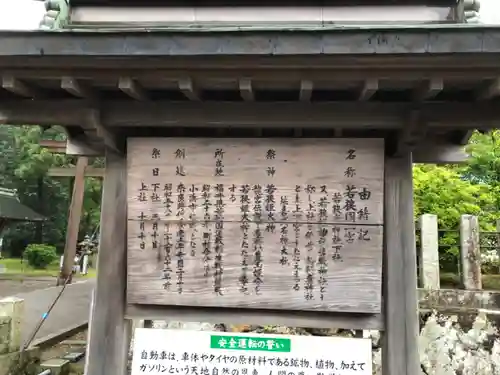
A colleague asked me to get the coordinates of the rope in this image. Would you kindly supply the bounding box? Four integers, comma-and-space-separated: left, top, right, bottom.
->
21, 276, 71, 351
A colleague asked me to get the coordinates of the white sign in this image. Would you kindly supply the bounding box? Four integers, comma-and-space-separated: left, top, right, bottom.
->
131, 329, 372, 375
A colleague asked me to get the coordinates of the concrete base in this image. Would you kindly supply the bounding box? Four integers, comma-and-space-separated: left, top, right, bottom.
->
40, 358, 71, 375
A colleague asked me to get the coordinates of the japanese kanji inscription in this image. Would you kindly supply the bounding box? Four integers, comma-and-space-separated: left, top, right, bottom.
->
127, 138, 384, 314
130, 329, 372, 375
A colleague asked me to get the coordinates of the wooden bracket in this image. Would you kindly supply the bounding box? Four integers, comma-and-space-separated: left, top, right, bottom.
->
476, 78, 500, 101
61, 77, 95, 99
299, 80, 313, 102
2, 74, 41, 98
239, 78, 254, 101
119, 77, 148, 101
87, 109, 122, 154
178, 78, 199, 101
413, 78, 443, 102
394, 109, 427, 157
358, 79, 378, 101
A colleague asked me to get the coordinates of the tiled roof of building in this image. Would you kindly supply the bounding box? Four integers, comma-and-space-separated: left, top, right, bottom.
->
0, 188, 45, 222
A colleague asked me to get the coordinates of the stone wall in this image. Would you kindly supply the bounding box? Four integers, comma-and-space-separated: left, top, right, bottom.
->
0, 297, 39, 375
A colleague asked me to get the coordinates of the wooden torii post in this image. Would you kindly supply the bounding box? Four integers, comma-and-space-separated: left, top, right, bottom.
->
39, 139, 104, 284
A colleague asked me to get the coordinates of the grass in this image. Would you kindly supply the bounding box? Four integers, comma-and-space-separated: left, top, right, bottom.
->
0, 257, 96, 280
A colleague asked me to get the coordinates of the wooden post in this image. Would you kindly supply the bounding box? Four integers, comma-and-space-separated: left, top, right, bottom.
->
459, 214, 482, 290
58, 156, 88, 285
382, 152, 420, 375
419, 214, 440, 289
84, 150, 131, 375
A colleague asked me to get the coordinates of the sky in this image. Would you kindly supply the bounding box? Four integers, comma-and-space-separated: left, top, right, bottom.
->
0, 0, 498, 30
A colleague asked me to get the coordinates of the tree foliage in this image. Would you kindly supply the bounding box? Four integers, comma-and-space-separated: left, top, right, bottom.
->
0, 125, 101, 257
413, 130, 500, 272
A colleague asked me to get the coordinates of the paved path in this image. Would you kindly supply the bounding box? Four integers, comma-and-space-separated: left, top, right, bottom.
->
14, 279, 94, 345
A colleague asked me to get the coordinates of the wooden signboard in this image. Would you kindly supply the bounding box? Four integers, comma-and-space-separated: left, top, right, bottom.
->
127, 138, 384, 314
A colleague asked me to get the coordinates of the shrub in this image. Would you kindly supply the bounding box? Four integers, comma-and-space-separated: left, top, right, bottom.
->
24, 244, 58, 269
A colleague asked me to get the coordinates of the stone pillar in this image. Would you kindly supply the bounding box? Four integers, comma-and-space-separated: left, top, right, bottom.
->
419, 214, 440, 289
460, 215, 482, 290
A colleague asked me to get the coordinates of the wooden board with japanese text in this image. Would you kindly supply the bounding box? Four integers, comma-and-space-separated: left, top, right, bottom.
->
127, 138, 384, 314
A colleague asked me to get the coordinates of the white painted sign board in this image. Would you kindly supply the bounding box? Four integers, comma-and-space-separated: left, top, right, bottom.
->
131, 329, 372, 375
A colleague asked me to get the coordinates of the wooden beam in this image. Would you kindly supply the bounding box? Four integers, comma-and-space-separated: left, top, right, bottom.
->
412, 142, 468, 164
178, 78, 199, 101
1, 100, 499, 130
90, 101, 500, 129
126, 305, 383, 330
0, 28, 496, 58
239, 78, 254, 101
48, 166, 105, 178
61, 77, 94, 98
2, 75, 39, 98
413, 78, 443, 101
84, 150, 131, 375
4, 66, 500, 84
39, 139, 67, 154
383, 152, 420, 375
58, 156, 88, 285
358, 79, 378, 101
118, 77, 148, 101
299, 80, 313, 101
476, 78, 500, 101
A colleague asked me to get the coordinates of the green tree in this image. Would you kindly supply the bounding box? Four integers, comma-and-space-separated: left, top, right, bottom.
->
413, 164, 498, 272
0, 125, 102, 257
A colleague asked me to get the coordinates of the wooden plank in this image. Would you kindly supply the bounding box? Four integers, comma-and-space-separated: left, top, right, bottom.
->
84, 150, 131, 375
127, 138, 384, 314
58, 156, 88, 284
382, 152, 420, 375
126, 304, 384, 330
48, 167, 105, 177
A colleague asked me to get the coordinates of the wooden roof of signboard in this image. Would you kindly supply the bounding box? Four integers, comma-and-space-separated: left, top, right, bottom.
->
0, 25, 499, 160
69, 0, 459, 6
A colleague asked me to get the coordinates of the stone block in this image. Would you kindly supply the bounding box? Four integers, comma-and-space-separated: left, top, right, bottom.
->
0, 297, 24, 353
